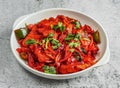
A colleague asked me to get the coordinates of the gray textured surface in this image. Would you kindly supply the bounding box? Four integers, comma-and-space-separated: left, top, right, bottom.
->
0, 0, 120, 88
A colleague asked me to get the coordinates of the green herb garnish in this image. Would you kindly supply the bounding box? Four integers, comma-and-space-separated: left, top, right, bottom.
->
74, 33, 81, 40
48, 33, 54, 37
43, 33, 54, 49
43, 65, 56, 74
26, 39, 36, 45
43, 33, 60, 49
53, 22, 65, 32
65, 33, 75, 41
65, 33, 81, 41
51, 39, 59, 45
69, 41, 80, 48
52, 45, 58, 50
51, 39, 61, 50
72, 21, 81, 29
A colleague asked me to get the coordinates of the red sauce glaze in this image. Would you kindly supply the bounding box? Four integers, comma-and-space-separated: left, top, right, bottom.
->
16, 15, 99, 74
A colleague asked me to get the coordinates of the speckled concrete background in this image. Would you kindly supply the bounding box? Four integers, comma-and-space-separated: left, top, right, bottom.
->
0, 0, 120, 88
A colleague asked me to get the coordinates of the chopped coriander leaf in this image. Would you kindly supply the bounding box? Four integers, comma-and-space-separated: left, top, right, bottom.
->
68, 33, 75, 37
58, 22, 63, 27
51, 39, 61, 50
72, 21, 81, 29
60, 25, 65, 32
43, 65, 50, 73
43, 33, 54, 49
69, 41, 80, 48
74, 42, 80, 47
65, 33, 75, 41
57, 43, 61, 46
65, 33, 81, 41
49, 66, 56, 74
53, 25, 59, 30
58, 22, 65, 32
48, 38, 53, 41
43, 65, 49, 70
69, 42, 74, 48
75, 21, 80, 29
74, 38, 79, 41
75, 33, 81, 39
43, 33, 60, 49
65, 37, 72, 41
52, 45, 58, 50
48, 33, 54, 37
52, 43, 60, 50
26, 39, 36, 45
51, 39, 59, 45
44, 70, 50, 73
52, 22, 66, 32
74, 33, 81, 40
43, 65, 56, 74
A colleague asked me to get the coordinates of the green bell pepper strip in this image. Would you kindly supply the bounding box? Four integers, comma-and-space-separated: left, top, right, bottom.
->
14, 28, 28, 40
93, 30, 101, 44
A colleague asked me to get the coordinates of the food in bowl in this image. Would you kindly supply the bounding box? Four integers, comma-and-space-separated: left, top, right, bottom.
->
14, 15, 100, 74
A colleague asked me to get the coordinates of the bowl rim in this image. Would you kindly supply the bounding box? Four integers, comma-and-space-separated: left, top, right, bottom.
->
10, 8, 108, 77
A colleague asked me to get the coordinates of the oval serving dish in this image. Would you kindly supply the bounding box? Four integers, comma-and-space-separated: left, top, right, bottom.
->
10, 8, 110, 79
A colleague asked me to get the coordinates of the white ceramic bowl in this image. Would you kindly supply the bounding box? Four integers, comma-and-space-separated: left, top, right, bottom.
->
10, 8, 110, 79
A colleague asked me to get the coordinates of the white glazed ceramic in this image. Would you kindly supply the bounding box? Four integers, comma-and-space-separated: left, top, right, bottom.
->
10, 8, 110, 79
